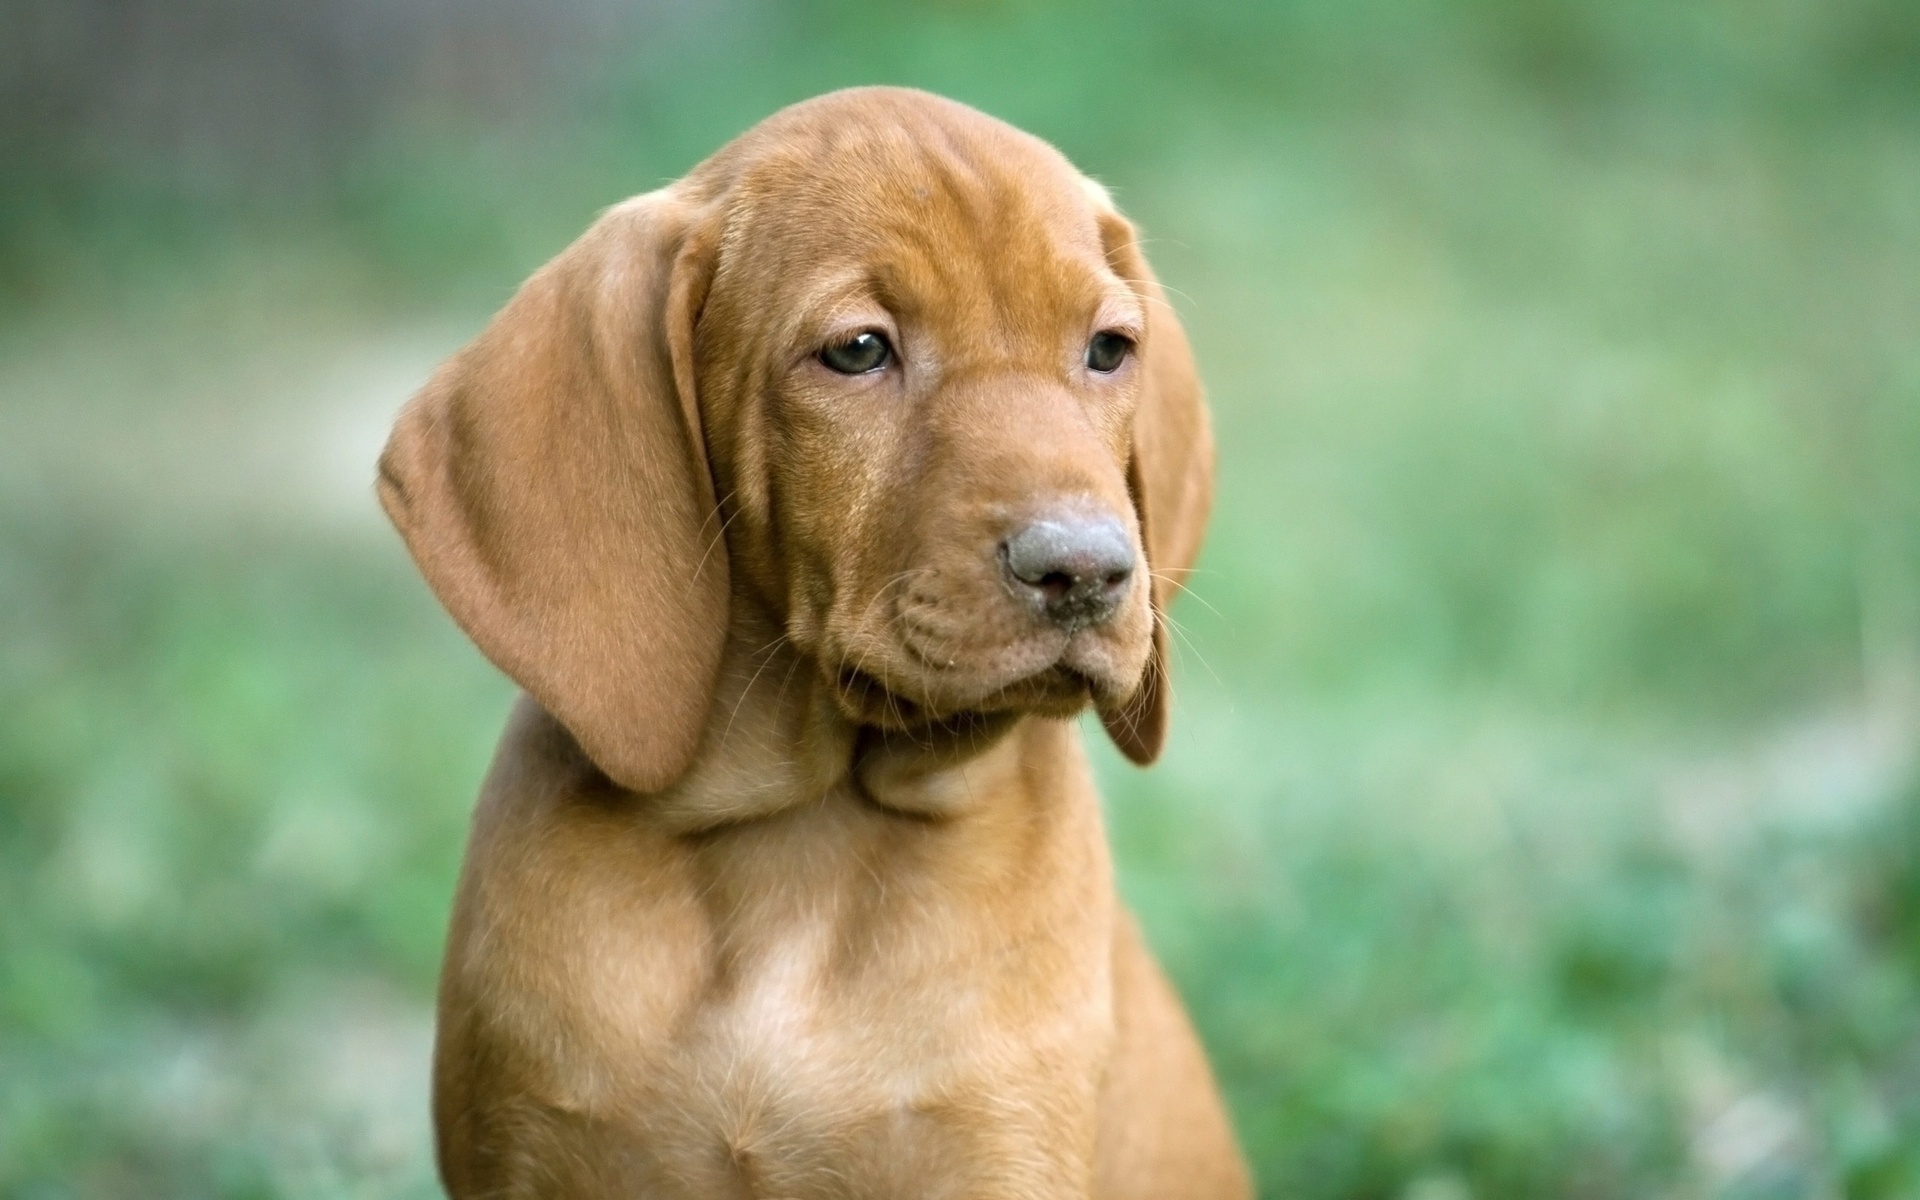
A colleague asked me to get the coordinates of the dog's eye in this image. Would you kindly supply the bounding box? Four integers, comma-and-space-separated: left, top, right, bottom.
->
819, 331, 892, 375
1085, 330, 1133, 374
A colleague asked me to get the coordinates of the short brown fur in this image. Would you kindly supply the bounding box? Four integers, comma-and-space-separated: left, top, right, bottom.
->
378, 87, 1248, 1198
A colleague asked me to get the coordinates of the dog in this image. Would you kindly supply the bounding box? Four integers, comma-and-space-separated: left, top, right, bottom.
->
377, 86, 1249, 1199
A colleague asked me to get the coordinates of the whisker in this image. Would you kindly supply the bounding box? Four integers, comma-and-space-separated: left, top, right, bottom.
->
1110, 276, 1199, 314
771, 641, 808, 713
720, 632, 793, 749
694, 489, 745, 583
1156, 609, 1222, 689
1147, 569, 1225, 620
837, 568, 934, 724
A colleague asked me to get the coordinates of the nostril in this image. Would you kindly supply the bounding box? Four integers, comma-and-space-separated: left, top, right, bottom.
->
1001, 511, 1136, 627
1038, 571, 1075, 601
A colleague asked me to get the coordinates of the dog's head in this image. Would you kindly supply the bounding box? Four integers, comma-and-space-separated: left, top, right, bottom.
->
378, 88, 1212, 794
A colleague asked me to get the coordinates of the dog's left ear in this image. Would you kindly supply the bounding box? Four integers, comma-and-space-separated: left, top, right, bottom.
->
1093, 203, 1216, 765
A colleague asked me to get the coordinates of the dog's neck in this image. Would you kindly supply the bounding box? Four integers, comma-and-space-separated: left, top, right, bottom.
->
649, 599, 1034, 833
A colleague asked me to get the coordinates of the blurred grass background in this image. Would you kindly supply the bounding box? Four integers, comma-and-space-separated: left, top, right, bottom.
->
3, 0, 1919, 1196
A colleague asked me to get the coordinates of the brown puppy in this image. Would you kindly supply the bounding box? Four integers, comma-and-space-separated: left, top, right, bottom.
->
378, 87, 1248, 1199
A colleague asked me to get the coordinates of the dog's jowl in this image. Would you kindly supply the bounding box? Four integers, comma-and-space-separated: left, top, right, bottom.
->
377, 86, 1248, 1199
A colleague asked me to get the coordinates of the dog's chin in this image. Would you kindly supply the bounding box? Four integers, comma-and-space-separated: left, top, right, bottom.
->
828, 636, 1142, 732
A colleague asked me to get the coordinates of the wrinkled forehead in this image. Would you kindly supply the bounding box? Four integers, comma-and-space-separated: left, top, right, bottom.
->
700, 103, 1133, 337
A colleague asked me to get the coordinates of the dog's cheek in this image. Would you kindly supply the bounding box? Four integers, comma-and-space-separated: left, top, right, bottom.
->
1101, 570, 1158, 681
808, 456, 918, 654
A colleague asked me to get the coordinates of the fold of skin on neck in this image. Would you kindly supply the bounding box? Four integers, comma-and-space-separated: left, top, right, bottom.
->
652, 584, 1047, 833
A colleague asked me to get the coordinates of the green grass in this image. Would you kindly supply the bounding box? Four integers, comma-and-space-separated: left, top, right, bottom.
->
0, 523, 501, 1197
3, 0, 1919, 1195
1102, 698, 1920, 1197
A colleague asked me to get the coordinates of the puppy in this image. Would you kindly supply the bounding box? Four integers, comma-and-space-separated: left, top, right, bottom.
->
378, 86, 1249, 1199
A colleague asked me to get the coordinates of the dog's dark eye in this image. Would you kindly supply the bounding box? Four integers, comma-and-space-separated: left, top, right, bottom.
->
1085, 330, 1133, 373
819, 331, 892, 375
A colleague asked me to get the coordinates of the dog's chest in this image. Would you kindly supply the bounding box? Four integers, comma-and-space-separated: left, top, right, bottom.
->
649, 904, 1089, 1195
580, 824, 1112, 1198
702, 917, 944, 1129
465, 725, 1117, 1196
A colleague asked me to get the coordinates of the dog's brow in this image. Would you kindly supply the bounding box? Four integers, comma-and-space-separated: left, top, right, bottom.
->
809, 271, 888, 321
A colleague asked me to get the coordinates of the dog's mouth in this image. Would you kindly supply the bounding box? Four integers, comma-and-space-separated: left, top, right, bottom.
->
830, 657, 1104, 731
817, 563, 1153, 733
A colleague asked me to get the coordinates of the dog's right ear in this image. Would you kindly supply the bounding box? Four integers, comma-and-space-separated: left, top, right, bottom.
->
1091, 204, 1215, 767
377, 188, 727, 794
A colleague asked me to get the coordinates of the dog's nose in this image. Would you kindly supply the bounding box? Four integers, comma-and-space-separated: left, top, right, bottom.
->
1001, 513, 1135, 630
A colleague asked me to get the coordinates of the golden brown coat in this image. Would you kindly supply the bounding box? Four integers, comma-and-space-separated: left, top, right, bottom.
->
378, 86, 1248, 1199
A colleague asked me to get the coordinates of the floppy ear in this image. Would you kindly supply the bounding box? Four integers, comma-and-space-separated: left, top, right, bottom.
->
1094, 207, 1216, 765
376, 188, 727, 794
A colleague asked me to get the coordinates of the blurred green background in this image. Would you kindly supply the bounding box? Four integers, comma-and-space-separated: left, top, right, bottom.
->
3, 1, 1919, 1196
